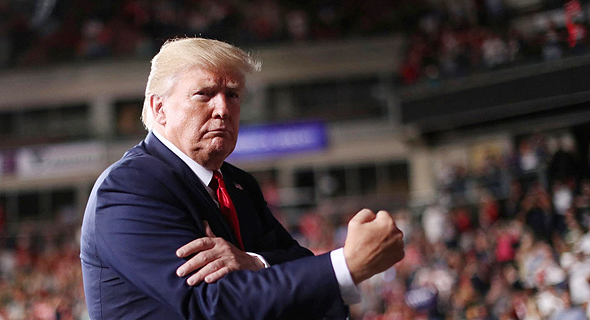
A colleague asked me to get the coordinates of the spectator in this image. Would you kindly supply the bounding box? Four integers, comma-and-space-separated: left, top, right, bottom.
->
422, 203, 452, 245
551, 289, 587, 320
543, 22, 563, 61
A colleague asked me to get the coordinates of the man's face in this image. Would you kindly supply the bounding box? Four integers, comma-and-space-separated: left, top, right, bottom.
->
155, 67, 244, 169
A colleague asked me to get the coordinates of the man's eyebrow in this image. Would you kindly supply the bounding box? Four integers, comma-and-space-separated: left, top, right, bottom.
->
190, 81, 216, 91
226, 79, 244, 89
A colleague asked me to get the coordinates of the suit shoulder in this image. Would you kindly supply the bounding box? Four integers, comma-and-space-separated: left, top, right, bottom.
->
222, 162, 259, 185
110, 145, 171, 174
99, 146, 178, 192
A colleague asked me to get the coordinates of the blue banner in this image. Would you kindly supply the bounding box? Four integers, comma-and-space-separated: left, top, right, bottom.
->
229, 122, 327, 160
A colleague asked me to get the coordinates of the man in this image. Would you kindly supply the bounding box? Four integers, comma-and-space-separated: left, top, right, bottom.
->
80, 37, 404, 319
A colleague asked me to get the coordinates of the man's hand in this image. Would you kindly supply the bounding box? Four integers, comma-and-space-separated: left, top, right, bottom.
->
343, 209, 404, 284
176, 221, 265, 285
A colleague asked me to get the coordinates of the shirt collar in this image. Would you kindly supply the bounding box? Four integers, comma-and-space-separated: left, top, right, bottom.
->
152, 130, 214, 187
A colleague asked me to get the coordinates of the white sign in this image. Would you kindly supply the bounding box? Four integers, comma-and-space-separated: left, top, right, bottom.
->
16, 142, 107, 179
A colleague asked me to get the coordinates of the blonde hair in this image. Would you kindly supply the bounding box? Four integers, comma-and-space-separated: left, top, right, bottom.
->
141, 37, 261, 130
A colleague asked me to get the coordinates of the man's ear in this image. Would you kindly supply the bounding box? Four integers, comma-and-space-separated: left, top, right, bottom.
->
150, 94, 166, 125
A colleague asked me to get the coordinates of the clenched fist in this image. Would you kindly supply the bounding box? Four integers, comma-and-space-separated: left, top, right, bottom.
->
343, 209, 404, 284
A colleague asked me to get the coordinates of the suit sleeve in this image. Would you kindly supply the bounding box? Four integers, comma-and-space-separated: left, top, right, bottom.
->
239, 170, 315, 265
94, 163, 348, 320
255, 205, 313, 265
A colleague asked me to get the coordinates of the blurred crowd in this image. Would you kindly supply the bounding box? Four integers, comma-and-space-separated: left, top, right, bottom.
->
2, 0, 588, 79
0, 0, 401, 69
0, 223, 87, 320
291, 132, 590, 320
399, 0, 589, 85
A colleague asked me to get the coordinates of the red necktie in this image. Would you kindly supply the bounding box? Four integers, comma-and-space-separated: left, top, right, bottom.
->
211, 171, 244, 250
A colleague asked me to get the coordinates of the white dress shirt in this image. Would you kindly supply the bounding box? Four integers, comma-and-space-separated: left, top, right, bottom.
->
152, 130, 360, 304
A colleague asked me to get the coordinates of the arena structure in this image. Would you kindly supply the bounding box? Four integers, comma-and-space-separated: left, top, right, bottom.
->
0, 0, 590, 319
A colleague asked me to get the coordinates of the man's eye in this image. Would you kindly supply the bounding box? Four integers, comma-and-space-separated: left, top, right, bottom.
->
227, 92, 240, 99
194, 91, 212, 99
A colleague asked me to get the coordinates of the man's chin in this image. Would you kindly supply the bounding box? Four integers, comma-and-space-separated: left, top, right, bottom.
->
208, 138, 232, 150
205, 144, 234, 163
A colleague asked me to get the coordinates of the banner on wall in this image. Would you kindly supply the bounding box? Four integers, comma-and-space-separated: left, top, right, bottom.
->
1, 150, 17, 177
16, 142, 107, 179
229, 121, 328, 160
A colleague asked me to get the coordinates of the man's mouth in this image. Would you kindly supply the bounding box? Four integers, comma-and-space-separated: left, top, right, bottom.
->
207, 128, 231, 136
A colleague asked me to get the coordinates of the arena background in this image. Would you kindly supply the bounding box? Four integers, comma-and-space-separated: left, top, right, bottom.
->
1, 0, 590, 319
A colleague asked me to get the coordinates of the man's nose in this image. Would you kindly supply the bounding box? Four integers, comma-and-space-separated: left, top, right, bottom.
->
211, 93, 230, 119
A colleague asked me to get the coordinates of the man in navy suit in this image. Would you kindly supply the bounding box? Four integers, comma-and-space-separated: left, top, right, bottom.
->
80, 37, 405, 319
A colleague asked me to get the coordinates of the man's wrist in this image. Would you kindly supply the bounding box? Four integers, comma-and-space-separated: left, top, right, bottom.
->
330, 248, 361, 305
247, 252, 270, 268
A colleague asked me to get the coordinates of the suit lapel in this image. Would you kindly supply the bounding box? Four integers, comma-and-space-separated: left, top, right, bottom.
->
143, 132, 239, 246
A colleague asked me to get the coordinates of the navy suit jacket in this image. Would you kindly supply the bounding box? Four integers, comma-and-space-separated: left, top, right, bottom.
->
80, 132, 348, 319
